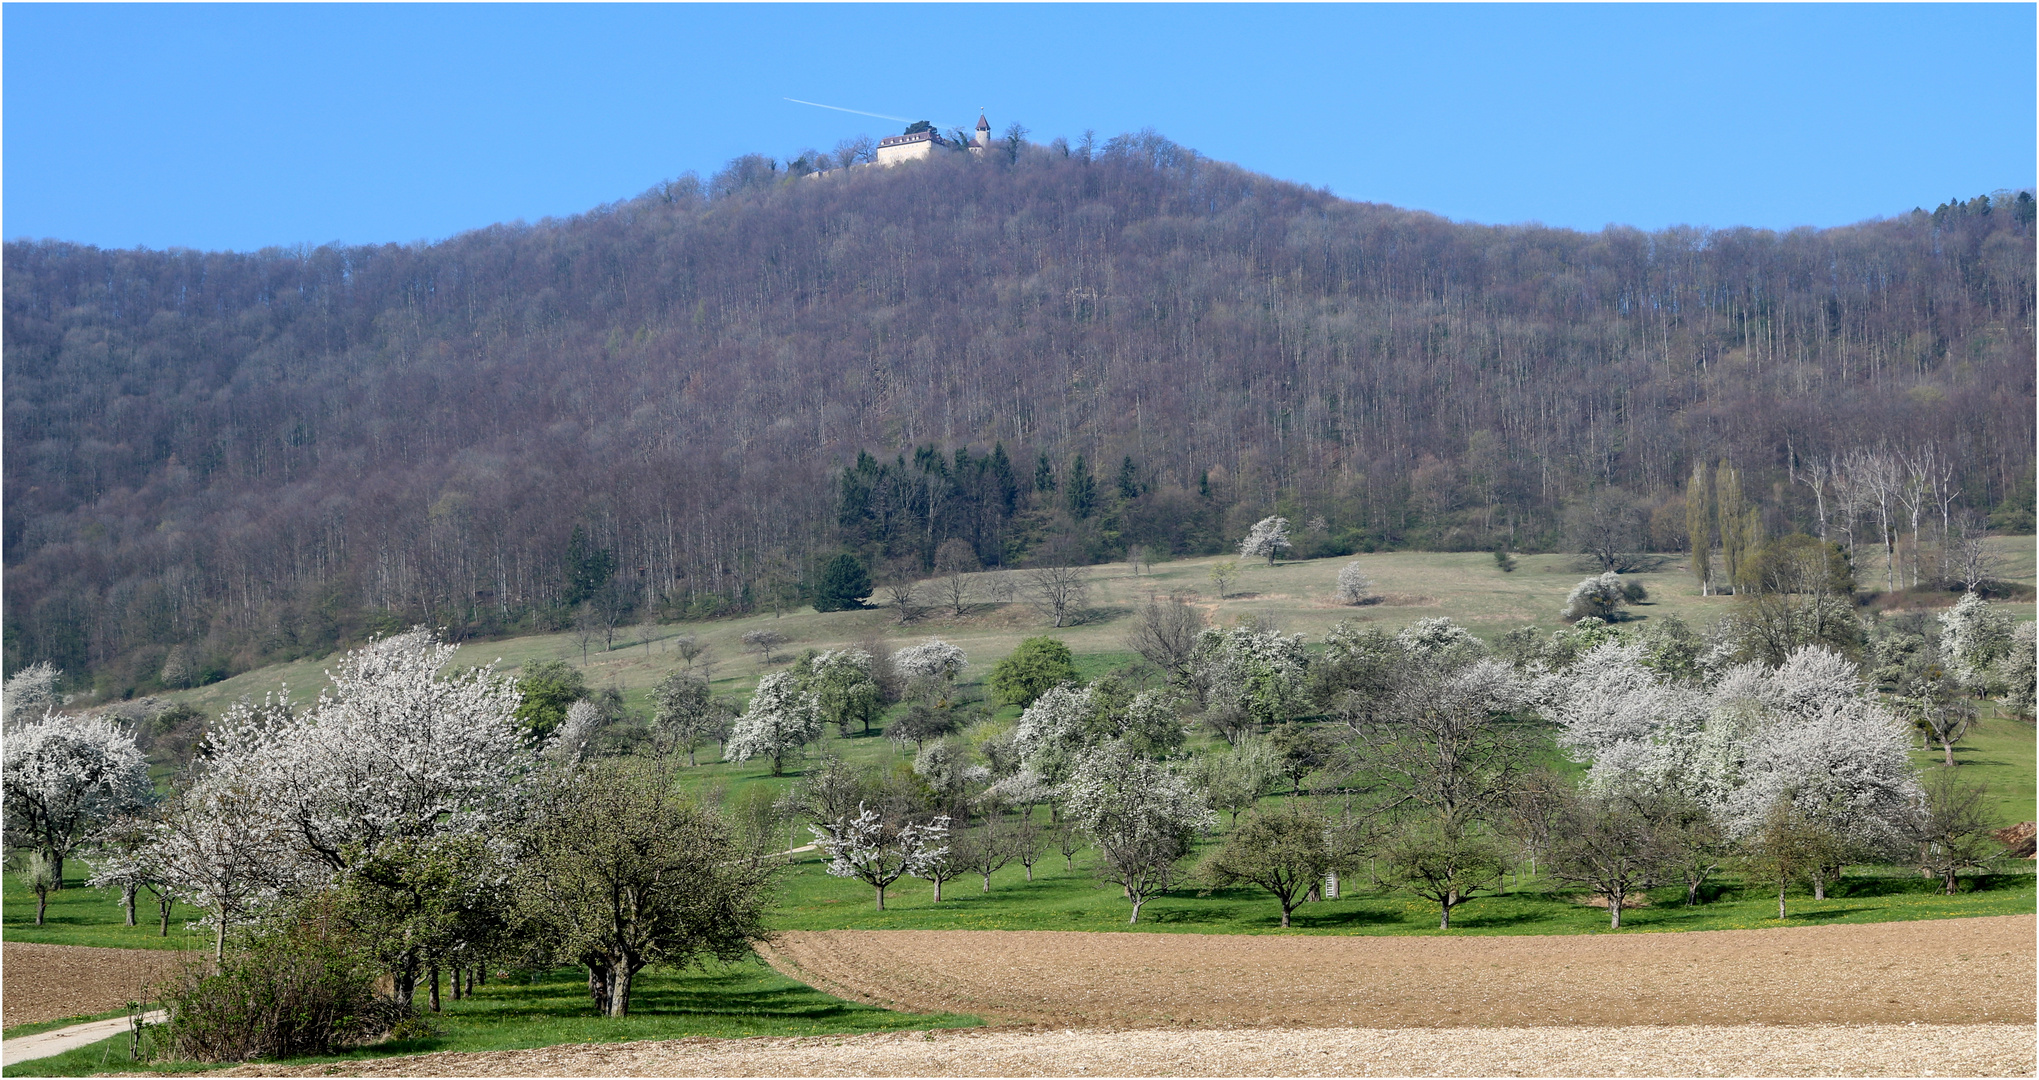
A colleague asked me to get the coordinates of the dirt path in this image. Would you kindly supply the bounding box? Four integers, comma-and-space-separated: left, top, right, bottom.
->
759, 915, 2037, 1028
1, 1011, 166, 1066
1, 943, 195, 1028
219, 1023, 2038, 1077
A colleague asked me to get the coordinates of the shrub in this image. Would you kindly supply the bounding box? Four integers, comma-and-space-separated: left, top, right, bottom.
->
1333, 562, 1373, 605
988, 636, 1079, 708
151, 898, 414, 1062
513, 660, 588, 741
1560, 572, 1628, 622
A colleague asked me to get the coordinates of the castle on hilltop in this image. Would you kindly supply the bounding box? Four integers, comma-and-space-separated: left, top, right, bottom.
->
875, 113, 993, 166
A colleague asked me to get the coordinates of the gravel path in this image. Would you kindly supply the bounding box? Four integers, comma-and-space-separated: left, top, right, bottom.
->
1, 943, 193, 1028
760, 914, 2037, 1028
215, 1023, 2038, 1076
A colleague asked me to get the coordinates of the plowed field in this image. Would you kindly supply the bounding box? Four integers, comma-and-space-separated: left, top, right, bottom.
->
1, 943, 195, 1027
758, 915, 2036, 1028
220, 1023, 2038, 1077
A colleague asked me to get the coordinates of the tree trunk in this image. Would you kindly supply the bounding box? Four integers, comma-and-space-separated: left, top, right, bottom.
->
874, 883, 886, 910
1777, 882, 1787, 920
215, 920, 227, 963
1943, 870, 1959, 895
932, 877, 943, 902
452, 965, 463, 1001
608, 964, 634, 1018
1685, 880, 1700, 907
158, 897, 172, 936
1279, 905, 1292, 928
1439, 902, 1451, 930
35, 891, 47, 926
981, 873, 992, 892
1025, 863, 1034, 881
1943, 738, 1955, 767
49, 849, 64, 891
122, 885, 137, 926
394, 963, 416, 1008
1608, 889, 1623, 930
430, 964, 441, 1012
587, 962, 609, 1011
1128, 896, 1144, 924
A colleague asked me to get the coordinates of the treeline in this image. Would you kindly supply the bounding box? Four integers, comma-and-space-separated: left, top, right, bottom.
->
4, 127, 2033, 695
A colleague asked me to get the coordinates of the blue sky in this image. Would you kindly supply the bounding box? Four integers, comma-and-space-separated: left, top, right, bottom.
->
5, 3, 2033, 252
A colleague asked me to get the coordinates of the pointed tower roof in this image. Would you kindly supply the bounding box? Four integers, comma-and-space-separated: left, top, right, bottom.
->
976, 112, 991, 132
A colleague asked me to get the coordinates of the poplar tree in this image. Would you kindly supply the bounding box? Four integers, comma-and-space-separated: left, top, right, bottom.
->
1716, 462, 1747, 586
1685, 461, 1713, 596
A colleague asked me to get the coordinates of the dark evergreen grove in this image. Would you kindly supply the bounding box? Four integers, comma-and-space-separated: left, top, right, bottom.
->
4, 130, 2032, 693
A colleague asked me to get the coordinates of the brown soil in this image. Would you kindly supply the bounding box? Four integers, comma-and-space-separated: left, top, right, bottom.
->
213, 1023, 2038, 1077
758, 915, 2037, 1028
2, 942, 196, 1027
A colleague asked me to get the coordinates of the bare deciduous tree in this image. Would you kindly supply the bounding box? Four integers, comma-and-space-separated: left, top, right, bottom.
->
1124, 594, 1205, 683
933, 539, 979, 617
1946, 515, 2002, 593
1023, 564, 1090, 628
741, 629, 788, 665
883, 578, 927, 623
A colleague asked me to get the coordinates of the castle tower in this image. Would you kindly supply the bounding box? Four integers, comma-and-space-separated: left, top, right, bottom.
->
975, 113, 992, 151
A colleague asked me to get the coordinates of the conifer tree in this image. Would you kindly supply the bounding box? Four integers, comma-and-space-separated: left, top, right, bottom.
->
1065, 455, 1097, 518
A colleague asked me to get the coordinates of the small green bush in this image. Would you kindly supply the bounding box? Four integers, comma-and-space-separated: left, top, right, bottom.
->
151, 898, 416, 1062
988, 636, 1079, 708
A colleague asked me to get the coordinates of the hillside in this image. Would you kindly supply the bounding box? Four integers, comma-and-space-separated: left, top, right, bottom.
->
4, 132, 2033, 694
161, 540, 2037, 827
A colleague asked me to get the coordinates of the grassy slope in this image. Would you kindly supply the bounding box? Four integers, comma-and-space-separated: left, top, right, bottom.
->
2, 959, 978, 1077
164, 536, 2037, 718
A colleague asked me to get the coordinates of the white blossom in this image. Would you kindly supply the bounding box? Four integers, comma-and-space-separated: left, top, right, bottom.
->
1762, 645, 1866, 719
1192, 624, 1309, 726
1544, 642, 1707, 790
2, 661, 61, 729
1543, 640, 1922, 856
1395, 617, 1489, 671
912, 739, 987, 795
1238, 516, 1293, 564
1561, 572, 1626, 621
1333, 561, 1373, 605
1719, 696, 1919, 854
725, 671, 824, 774
147, 777, 304, 958
891, 639, 968, 683
979, 767, 1056, 813
810, 804, 949, 909
198, 628, 530, 873
546, 699, 604, 764
2000, 622, 2037, 717
2, 710, 153, 880
1940, 593, 2014, 690
1012, 684, 1095, 781
1062, 741, 1214, 922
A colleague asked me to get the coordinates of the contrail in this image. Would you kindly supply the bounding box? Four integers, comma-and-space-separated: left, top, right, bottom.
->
784, 97, 916, 123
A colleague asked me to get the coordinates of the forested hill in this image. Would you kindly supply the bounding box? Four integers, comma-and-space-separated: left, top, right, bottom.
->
5, 131, 2034, 693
